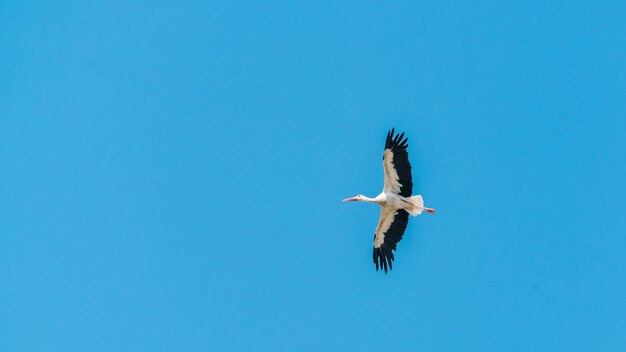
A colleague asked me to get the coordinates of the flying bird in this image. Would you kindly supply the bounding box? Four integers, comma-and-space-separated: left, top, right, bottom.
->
343, 129, 436, 273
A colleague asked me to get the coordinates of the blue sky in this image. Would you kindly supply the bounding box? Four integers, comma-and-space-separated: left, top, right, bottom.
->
1, 1, 625, 351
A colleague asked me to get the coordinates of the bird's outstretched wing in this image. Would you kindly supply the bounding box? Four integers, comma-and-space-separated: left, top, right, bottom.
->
373, 207, 410, 273
382, 128, 413, 197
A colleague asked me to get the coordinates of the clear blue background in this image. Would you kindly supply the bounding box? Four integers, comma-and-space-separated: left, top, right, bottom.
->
1, 1, 625, 351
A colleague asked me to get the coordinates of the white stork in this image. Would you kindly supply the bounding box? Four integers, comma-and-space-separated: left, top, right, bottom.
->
343, 129, 436, 273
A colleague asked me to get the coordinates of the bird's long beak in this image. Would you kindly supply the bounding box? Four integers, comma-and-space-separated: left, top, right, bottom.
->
342, 197, 359, 202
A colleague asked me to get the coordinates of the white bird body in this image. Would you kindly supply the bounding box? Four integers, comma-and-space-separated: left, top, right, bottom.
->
357, 192, 409, 209
343, 129, 435, 273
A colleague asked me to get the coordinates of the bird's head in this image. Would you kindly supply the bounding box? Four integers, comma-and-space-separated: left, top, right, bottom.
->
342, 194, 365, 202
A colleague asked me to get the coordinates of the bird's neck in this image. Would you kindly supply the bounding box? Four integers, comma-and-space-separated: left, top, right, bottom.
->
362, 195, 383, 205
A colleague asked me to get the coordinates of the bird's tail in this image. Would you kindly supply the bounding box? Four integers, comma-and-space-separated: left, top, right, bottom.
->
406, 196, 424, 216
406, 195, 436, 216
